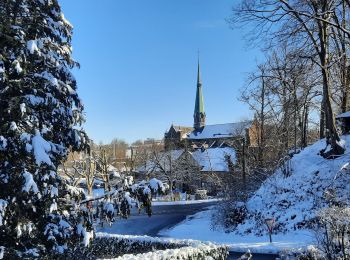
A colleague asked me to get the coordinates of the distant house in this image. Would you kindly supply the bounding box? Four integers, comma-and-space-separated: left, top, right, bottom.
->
138, 148, 236, 174
164, 125, 194, 149
191, 147, 236, 172
136, 147, 237, 193
187, 121, 258, 148
336, 111, 350, 134
165, 121, 259, 150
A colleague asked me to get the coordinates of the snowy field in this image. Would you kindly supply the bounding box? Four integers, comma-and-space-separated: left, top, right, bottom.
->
159, 207, 316, 254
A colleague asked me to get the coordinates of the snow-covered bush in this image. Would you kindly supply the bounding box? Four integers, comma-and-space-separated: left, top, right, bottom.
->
315, 206, 350, 259
0, 0, 90, 258
67, 233, 228, 260
89, 177, 167, 226
279, 246, 324, 260
212, 201, 247, 231
211, 168, 268, 232
237, 250, 252, 260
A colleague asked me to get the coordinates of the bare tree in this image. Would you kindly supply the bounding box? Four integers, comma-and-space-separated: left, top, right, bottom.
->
241, 63, 276, 169
150, 150, 184, 200
61, 152, 97, 197
231, 0, 347, 157
98, 148, 112, 193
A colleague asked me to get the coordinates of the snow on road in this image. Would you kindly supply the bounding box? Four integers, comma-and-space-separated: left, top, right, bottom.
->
96, 202, 216, 237
159, 207, 316, 254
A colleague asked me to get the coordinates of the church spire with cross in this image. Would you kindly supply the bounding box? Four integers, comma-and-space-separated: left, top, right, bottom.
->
193, 56, 206, 130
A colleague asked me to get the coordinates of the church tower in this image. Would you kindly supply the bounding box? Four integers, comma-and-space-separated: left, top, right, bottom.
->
193, 59, 206, 130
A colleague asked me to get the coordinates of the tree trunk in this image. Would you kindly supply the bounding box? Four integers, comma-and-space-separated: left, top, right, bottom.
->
258, 72, 266, 167
301, 105, 309, 148
341, 65, 350, 113
101, 149, 111, 193
242, 138, 246, 190
168, 177, 174, 201
282, 85, 289, 151
318, 12, 344, 156
292, 82, 299, 153
320, 100, 325, 139
340, 0, 349, 113
87, 157, 95, 197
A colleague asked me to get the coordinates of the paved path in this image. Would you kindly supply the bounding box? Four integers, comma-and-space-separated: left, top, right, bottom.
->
98, 202, 216, 236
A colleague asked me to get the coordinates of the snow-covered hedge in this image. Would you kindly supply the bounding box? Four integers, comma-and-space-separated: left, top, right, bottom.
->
279, 245, 324, 259
68, 233, 227, 259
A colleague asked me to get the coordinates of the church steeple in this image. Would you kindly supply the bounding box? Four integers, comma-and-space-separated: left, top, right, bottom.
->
194, 57, 206, 130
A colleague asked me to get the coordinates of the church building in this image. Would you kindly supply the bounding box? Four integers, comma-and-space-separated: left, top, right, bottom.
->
164, 60, 259, 152
137, 60, 261, 194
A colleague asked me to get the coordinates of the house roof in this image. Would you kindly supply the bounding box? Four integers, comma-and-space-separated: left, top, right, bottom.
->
336, 111, 350, 119
191, 147, 236, 172
137, 149, 184, 173
188, 121, 252, 140
137, 147, 236, 173
171, 125, 194, 132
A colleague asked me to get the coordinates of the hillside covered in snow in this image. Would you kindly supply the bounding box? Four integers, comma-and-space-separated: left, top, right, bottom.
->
236, 136, 350, 235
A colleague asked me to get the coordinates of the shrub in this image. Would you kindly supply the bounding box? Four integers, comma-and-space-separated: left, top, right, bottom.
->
212, 201, 247, 231
315, 206, 350, 259
66, 233, 228, 260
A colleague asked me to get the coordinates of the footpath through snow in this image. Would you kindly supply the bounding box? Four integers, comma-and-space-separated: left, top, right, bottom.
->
160, 136, 350, 254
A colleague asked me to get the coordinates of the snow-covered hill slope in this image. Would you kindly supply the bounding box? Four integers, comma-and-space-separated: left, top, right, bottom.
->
237, 136, 350, 235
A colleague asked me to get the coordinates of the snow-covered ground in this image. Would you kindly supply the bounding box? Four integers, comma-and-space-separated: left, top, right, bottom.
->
92, 137, 350, 255
237, 135, 350, 235
161, 136, 350, 254
97, 200, 217, 237
159, 207, 316, 254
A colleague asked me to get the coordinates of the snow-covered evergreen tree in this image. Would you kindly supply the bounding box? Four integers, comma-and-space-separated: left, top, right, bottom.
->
0, 0, 89, 257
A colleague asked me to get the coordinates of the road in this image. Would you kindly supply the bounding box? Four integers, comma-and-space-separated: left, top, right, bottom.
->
97, 202, 278, 260
98, 202, 216, 236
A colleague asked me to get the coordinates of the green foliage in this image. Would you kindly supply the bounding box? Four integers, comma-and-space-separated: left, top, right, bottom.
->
0, 0, 88, 257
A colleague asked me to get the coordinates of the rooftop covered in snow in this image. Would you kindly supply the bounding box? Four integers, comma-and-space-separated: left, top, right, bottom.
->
191, 147, 236, 172
137, 147, 236, 173
336, 111, 350, 119
188, 121, 252, 140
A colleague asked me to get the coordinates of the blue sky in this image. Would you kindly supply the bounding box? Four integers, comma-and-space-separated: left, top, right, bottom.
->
59, 0, 262, 144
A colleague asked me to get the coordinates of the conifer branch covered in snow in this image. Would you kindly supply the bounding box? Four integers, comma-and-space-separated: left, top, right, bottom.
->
0, 0, 89, 258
